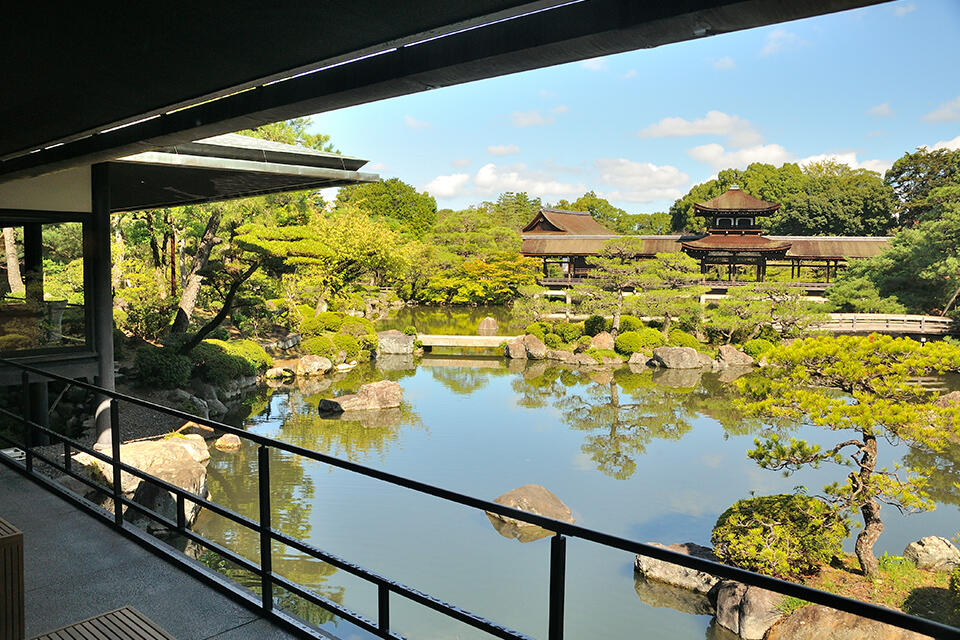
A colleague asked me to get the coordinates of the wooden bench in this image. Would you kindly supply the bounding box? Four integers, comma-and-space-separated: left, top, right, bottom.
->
0, 516, 24, 640
30, 607, 175, 640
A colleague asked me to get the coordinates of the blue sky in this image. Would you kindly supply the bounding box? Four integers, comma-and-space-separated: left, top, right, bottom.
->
310, 0, 960, 214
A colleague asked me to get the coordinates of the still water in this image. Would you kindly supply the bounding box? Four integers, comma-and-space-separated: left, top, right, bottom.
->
193, 346, 960, 639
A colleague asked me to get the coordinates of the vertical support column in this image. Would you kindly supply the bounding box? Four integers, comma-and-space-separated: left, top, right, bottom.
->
91, 164, 115, 450
258, 445, 273, 612
27, 381, 49, 447
548, 534, 566, 640
22, 223, 43, 311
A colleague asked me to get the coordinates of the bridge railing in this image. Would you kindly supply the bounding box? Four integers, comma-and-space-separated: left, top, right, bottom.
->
1, 357, 958, 639
815, 313, 956, 335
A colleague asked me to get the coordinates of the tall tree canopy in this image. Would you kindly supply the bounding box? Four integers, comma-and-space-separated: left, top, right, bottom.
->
885, 147, 960, 226
336, 178, 438, 237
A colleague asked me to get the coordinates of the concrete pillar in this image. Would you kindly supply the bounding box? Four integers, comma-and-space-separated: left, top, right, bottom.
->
90, 164, 115, 449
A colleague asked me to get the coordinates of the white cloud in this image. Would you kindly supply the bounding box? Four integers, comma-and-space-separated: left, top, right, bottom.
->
450, 158, 471, 168
637, 110, 763, 147
473, 163, 584, 197
425, 173, 470, 198
366, 161, 388, 172
510, 109, 554, 127
580, 57, 607, 72
894, 3, 916, 16
594, 158, 689, 203
796, 152, 890, 175
622, 69, 638, 79
923, 96, 960, 123
760, 28, 808, 56
867, 102, 893, 118
487, 144, 520, 156
550, 105, 569, 115
688, 143, 793, 169
688, 142, 890, 174
712, 56, 735, 70
403, 114, 430, 130
538, 89, 555, 98
930, 135, 960, 151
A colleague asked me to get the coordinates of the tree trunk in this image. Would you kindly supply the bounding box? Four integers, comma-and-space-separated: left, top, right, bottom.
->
854, 434, 883, 577
170, 207, 222, 333
611, 291, 623, 337
177, 262, 258, 354
2, 227, 24, 294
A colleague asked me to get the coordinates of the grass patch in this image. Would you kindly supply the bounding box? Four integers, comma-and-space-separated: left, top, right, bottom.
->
776, 595, 810, 615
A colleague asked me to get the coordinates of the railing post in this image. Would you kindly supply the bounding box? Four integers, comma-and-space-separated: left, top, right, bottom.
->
176, 494, 186, 532
258, 445, 273, 612
20, 372, 32, 473
548, 534, 566, 640
110, 399, 123, 529
378, 583, 390, 634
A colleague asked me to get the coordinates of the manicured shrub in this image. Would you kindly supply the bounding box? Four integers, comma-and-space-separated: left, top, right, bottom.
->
544, 332, 563, 349
301, 335, 337, 360
524, 322, 550, 342
359, 334, 378, 351
135, 346, 192, 389
585, 348, 622, 363
554, 321, 584, 342
619, 315, 644, 334
207, 327, 230, 341
223, 339, 273, 371
403, 325, 418, 336
188, 339, 272, 386
712, 494, 848, 579
742, 338, 776, 359
668, 329, 700, 350
614, 328, 665, 355
333, 334, 360, 359
584, 315, 606, 337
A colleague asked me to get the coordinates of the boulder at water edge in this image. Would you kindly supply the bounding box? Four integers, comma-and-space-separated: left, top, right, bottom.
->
377, 329, 415, 355
590, 331, 614, 350
296, 355, 333, 377
265, 366, 295, 380
903, 536, 960, 572
716, 345, 755, 367
714, 580, 783, 640
318, 380, 403, 414
649, 346, 702, 369
634, 542, 721, 595
765, 605, 932, 640
486, 484, 574, 543
505, 339, 527, 359
477, 316, 499, 336
214, 433, 242, 452
522, 334, 548, 359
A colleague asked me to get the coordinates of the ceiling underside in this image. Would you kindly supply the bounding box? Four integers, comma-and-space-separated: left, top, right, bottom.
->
2, 0, 888, 180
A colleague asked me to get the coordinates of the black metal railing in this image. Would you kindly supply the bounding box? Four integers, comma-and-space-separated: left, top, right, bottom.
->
1, 357, 958, 640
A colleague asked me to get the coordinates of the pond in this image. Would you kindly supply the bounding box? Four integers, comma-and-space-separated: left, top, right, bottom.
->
192, 348, 960, 639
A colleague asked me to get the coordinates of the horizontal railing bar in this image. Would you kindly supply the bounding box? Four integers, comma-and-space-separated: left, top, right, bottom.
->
271, 573, 394, 639
270, 529, 534, 640
2, 357, 958, 638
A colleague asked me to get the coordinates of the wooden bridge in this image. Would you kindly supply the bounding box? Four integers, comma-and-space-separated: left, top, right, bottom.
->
814, 314, 956, 336
417, 334, 521, 349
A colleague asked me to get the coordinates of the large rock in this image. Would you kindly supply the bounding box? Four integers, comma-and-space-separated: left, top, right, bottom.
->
206, 396, 229, 418
766, 605, 933, 640
546, 349, 575, 362
486, 484, 574, 543
903, 536, 960, 572
522, 334, 548, 359
377, 329, 415, 355
716, 345, 755, 367
591, 331, 614, 350
214, 433, 242, 452
74, 435, 211, 533
714, 580, 783, 640
698, 352, 715, 368
318, 380, 403, 414
296, 355, 333, 377
569, 354, 600, 367
934, 390, 960, 408
650, 346, 702, 369
477, 316, 499, 336
628, 352, 649, 366
505, 339, 528, 359
265, 366, 294, 380
634, 542, 721, 595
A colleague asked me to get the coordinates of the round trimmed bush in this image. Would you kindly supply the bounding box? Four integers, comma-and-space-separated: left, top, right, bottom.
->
333, 334, 360, 359
619, 315, 644, 334
584, 315, 606, 337
544, 332, 563, 349
524, 322, 550, 342
668, 329, 700, 350
742, 338, 775, 359
614, 328, 665, 355
574, 335, 593, 353
302, 335, 337, 360
554, 321, 584, 342
403, 325, 417, 336
135, 346, 192, 389
712, 494, 848, 578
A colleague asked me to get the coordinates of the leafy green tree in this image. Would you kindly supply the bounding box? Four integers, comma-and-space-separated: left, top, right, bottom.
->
336, 178, 438, 237
573, 237, 647, 336
825, 276, 906, 313
840, 184, 960, 314
885, 147, 960, 226
555, 191, 630, 232
705, 284, 773, 344
429, 207, 520, 259
490, 191, 543, 230
739, 335, 960, 576
633, 252, 705, 335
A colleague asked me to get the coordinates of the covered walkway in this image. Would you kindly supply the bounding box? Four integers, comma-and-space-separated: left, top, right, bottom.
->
0, 466, 301, 640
